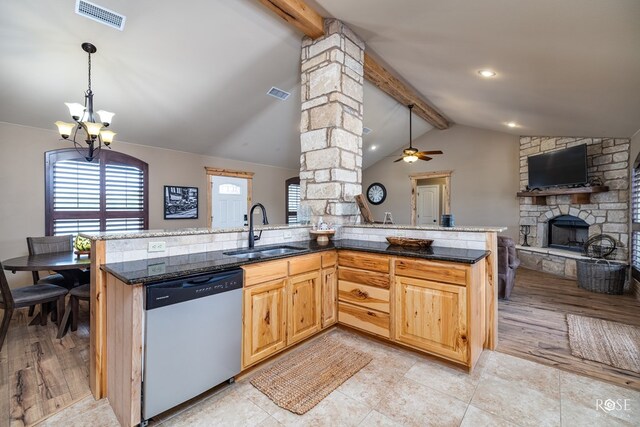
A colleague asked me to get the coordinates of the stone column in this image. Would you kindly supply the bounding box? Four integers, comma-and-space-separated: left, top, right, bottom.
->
299, 19, 365, 226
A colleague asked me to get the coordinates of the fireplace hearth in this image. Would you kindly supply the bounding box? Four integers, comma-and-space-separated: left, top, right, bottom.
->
547, 215, 589, 253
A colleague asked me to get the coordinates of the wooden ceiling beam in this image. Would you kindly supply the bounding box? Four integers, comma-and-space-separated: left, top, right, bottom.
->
258, 0, 451, 130
258, 0, 324, 39
364, 53, 450, 130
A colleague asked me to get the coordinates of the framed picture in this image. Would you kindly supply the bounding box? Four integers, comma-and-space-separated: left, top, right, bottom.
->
164, 186, 198, 220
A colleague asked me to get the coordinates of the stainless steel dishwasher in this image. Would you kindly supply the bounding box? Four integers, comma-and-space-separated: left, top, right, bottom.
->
142, 269, 243, 421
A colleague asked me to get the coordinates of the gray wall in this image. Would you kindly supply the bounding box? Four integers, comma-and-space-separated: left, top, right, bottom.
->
0, 122, 298, 286
362, 124, 520, 239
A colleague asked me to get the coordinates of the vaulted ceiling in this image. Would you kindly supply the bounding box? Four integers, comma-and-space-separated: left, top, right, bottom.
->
1, 0, 638, 171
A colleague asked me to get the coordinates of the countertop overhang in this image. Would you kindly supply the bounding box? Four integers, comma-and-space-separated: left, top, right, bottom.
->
102, 239, 491, 285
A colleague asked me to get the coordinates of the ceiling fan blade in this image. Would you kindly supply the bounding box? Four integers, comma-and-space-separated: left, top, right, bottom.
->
417, 154, 433, 161
393, 157, 405, 163
417, 150, 443, 155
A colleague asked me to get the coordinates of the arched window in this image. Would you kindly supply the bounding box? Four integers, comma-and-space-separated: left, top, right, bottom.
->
285, 176, 300, 224
45, 149, 148, 235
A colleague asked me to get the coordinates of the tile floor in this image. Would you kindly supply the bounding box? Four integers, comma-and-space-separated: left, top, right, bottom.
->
36, 328, 640, 427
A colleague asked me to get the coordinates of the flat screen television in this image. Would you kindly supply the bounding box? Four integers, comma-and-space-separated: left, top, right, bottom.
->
527, 144, 588, 189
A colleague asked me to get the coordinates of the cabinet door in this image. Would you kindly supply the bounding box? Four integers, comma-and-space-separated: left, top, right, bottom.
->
321, 267, 337, 328
287, 271, 321, 345
394, 276, 468, 363
243, 279, 287, 368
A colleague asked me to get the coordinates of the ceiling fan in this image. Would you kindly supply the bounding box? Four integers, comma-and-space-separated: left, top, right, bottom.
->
394, 104, 443, 163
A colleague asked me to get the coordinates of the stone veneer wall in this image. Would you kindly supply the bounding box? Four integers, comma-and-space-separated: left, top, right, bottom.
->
518, 137, 630, 277
299, 19, 365, 226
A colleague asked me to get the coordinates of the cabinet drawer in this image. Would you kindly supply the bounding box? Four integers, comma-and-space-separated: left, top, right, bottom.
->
339, 302, 389, 338
338, 251, 389, 273
395, 258, 468, 286
321, 251, 337, 268
338, 267, 390, 289
243, 259, 288, 287
289, 254, 321, 276
338, 281, 389, 313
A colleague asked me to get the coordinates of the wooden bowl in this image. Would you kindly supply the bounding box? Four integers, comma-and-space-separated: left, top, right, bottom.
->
309, 229, 336, 245
386, 237, 433, 248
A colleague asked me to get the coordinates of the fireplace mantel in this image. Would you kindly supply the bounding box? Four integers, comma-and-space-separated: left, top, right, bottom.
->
516, 185, 609, 205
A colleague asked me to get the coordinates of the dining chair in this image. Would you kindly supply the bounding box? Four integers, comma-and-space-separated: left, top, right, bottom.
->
26, 235, 75, 318
26, 235, 74, 287
0, 262, 68, 352
57, 283, 90, 339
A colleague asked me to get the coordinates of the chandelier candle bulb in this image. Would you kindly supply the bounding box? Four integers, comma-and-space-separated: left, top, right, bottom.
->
100, 130, 116, 144
97, 110, 115, 126
54, 121, 75, 138
83, 121, 103, 137
65, 102, 85, 120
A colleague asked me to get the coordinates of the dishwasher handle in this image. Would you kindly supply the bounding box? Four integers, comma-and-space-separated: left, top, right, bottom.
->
145, 269, 243, 310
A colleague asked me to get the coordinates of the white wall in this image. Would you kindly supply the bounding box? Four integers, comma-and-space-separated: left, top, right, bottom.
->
0, 122, 298, 286
362, 124, 520, 239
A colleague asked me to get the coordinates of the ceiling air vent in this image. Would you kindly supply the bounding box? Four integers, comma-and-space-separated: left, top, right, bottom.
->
267, 87, 290, 101
363, 127, 373, 135
75, 0, 126, 31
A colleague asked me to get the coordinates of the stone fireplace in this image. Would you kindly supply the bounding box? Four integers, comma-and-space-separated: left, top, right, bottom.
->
547, 215, 589, 252
518, 137, 630, 278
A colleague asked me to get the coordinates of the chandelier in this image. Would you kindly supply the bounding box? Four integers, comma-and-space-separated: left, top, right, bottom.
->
55, 42, 115, 162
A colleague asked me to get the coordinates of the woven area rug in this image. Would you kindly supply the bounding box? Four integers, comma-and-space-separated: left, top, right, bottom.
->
567, 314, 640, 373
250, 335, 372, 414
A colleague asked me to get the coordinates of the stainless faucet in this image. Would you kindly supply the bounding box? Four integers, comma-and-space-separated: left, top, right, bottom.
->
248, 203, 269, 248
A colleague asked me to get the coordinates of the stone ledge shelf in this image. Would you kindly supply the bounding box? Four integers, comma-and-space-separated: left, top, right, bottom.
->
80, 224, 311, 241
516, 186, 609, 205
516, 244, 626, 263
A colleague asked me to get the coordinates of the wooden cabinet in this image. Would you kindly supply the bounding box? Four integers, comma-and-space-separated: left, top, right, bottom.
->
321, 267, 337, 328
392, 257, 484, 368
337, 251, 391, 338
242, 279, 287, 368
394, 276, 468, 363
321, 251, 338, 328
242, 252, 330, 368
287, 271, 321, 345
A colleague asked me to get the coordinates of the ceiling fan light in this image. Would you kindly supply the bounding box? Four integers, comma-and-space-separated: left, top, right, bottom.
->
65, 102, 85, 120
403, 155, 418, 163
83, 121, 103, 137
97, 110, 115, 126
55, 121, 75, 138
100, 130, 116, 144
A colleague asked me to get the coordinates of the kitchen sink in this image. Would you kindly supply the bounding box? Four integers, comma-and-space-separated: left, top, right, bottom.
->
223, 246, 306, 259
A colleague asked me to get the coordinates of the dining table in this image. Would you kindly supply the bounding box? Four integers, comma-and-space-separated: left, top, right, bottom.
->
2, 251, 91, 325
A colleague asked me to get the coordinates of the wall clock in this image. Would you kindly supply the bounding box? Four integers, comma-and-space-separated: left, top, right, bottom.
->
367, 183, 387, 205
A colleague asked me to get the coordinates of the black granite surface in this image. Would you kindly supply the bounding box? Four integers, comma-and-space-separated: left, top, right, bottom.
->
102, 239, 490, 285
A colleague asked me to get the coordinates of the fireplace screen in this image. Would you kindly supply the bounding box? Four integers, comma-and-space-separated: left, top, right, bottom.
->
548, 215, 589, 252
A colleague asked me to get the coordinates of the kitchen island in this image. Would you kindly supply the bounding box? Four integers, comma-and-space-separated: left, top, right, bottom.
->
82, 224, 504, 426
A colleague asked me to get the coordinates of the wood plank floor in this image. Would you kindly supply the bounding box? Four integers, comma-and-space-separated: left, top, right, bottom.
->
0, 303, 90, 427
497, 267, 640, 390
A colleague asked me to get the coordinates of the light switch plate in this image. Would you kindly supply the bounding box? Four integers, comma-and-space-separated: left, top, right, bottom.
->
148, 241, 166, 252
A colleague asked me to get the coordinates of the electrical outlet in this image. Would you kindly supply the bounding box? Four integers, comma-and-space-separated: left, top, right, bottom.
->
148, 241, 166, 252
283, 231, 292, 240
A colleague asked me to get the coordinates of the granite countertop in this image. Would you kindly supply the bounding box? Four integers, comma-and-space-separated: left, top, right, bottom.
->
102, 239, 490, 285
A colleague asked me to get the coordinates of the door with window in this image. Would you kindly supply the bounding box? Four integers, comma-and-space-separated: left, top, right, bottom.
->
211, 176, 247, 228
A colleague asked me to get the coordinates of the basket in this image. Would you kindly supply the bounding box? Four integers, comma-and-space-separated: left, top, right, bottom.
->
576, 259, 626, 295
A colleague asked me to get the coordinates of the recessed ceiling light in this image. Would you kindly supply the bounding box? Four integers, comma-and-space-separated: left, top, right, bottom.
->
506, 121, 518, 128
370, 145, 377, 151
363, 127, 373, 135
478, 69, 497, 78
